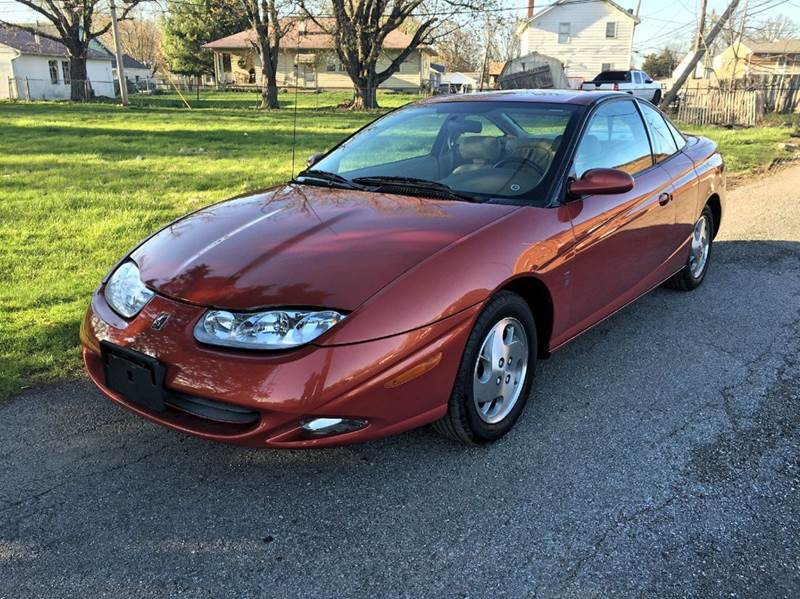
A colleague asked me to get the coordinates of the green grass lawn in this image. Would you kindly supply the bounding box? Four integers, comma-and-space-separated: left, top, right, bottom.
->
680, 121, 798, 174
0, 98, 796, 400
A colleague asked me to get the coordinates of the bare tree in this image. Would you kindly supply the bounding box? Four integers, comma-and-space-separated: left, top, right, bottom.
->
302, 0, 492, 110
435, 21, 481, 72
0, 0, 148, 100
98, 9, 162, 73
749, 15, 798, 42
491, 16, 520, 64
240, 0, 294, 109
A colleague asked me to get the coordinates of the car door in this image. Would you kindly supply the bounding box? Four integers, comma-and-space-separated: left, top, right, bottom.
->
639, 102, 699, 263
635, 71, 650, 98
630, 71, 642, 97
560, 98, 677, 341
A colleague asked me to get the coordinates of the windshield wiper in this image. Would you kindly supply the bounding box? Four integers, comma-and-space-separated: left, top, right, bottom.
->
351, 176, 480, 203
293, 169, 365, 190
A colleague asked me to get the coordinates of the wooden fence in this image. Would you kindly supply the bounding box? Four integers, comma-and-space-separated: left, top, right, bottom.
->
669, 88, 763, 127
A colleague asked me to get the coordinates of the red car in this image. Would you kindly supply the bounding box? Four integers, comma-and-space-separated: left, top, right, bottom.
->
81, 91, 724, 448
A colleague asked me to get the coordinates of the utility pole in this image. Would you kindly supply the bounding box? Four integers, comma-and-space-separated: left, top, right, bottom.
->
479, 13, 491, 91
660, 0, 741, 108
109, 0, 128, 106
695, 0, 708, 50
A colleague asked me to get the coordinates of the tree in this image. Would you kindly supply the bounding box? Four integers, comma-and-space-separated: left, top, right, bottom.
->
641, 47, 679, 78
302, 0, 492, 110
748, 15, 798, 42
162, 0, 249, 78
0, 0, 148, 100
435, 21, 481, 72
98, 9, 162, 73
239, 0, 294, 109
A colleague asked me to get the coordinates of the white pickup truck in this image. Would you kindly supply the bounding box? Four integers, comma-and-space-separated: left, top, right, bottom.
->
581, 70, 663, 104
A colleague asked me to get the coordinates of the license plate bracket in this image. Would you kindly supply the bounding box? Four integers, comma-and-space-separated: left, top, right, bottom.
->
101, 341, 167, 412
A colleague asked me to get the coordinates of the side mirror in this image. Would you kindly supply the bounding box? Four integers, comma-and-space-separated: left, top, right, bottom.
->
645, 78, 654, 84
307, 153, 324, 168
569, 168, 634, 197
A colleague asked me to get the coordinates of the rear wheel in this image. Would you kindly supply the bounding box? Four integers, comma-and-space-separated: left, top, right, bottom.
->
664, 206, 713, 291
653, 89, 662, 104
432, 291, 537, 444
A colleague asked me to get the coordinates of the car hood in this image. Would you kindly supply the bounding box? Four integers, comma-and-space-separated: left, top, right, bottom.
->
131, 184, 516, 311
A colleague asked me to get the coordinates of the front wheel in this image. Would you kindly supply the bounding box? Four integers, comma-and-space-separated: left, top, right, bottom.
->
432, 291, 537, 444
664, 206, 713, 291
652, 89, 662, 104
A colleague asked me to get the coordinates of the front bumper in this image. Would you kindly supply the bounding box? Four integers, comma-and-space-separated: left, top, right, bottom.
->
80, 289, 479, 448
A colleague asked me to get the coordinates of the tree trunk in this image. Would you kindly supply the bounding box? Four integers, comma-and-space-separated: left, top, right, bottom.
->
68, 52, 91, 101
351, 76, 379, 110
255, 33, 279, 109
259, 77, 279, 109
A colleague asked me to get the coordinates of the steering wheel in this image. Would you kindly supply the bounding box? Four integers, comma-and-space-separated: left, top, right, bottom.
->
493, 157, 545, 177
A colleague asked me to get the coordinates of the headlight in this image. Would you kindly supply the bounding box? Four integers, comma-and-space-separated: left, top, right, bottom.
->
194, 309, 345, 350
104, 261, 155, 318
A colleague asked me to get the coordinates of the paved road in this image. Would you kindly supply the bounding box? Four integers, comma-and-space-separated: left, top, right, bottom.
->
2, 168, 800, 598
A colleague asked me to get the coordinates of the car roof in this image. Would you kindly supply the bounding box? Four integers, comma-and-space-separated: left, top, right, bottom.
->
417, 89, 623, 107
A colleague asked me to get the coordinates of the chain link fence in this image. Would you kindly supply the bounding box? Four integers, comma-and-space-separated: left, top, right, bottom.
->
3, 76, 429, 110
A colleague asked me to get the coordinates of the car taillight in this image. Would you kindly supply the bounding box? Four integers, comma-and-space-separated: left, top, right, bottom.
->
613, 83, 619, 91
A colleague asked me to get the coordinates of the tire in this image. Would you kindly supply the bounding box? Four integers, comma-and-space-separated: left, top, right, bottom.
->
432, 291, 537, 444
652, 89, 662, 104
664, 206, 714, 291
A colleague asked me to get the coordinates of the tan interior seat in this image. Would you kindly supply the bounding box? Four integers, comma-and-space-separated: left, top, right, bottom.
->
452, 136, 502, 174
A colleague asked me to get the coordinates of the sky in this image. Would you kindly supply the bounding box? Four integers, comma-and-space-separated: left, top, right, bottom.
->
1, 0, 799, 60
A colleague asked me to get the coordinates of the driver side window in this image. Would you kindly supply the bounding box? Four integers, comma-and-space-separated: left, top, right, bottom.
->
573, 100, 653, 178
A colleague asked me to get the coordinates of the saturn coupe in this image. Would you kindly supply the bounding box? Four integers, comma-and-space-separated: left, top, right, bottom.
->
80, 90, 725, 448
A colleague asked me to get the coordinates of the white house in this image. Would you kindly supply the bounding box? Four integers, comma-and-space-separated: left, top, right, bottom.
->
0, 24, 114, 100
111, 53, 153, 85
516, 0, 639, 83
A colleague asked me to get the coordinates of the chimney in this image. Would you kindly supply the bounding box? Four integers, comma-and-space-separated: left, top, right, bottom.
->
34, 21, 40, 47
527, 0, 534, 18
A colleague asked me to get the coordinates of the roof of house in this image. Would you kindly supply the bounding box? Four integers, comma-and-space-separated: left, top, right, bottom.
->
488, 61, 506, 76
441, 72, 478, 85
205, 18, 432, 53
111, 53, 149, 70
525, 0, 640, 24
743, 38, 800, 54
0, 24, 111, 60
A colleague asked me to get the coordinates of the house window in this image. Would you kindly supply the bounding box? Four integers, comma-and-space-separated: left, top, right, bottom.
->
48, 60, 58, 84
325, 55, 343, 72
558, 22, 571, 44
221, 53, 232, 73
61, 61, 70, 84
606, 22, 617, 38
602, 63, 613, 72
777, 55, 788, 68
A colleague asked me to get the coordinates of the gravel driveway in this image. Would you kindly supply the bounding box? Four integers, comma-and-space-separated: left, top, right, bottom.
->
2, 167, 799, 598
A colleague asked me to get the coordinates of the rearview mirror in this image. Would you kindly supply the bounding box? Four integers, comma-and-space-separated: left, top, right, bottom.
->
569, 168, 634, 197
307, 153, 324, 168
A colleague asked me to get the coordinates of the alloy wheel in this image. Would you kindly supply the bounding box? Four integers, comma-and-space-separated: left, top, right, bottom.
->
689, 214, 711, 278
472, 317, 529, 424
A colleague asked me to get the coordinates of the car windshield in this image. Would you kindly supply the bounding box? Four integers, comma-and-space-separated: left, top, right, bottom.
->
593, 71, 631, 82
306, 101, 579, 203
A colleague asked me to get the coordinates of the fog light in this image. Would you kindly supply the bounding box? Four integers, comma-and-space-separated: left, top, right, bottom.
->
300, 417, 367, 437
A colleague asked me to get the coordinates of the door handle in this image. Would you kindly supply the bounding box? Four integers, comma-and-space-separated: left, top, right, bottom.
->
658, 192, 672, 206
